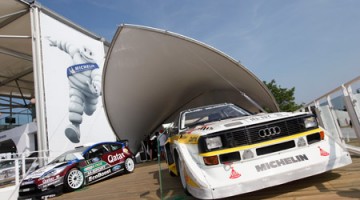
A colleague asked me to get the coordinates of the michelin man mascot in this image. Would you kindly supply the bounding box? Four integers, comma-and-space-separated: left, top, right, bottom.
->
48, 38, 101, 143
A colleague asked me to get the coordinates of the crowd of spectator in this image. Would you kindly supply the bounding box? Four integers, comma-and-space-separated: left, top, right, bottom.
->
143, 130, 168, 161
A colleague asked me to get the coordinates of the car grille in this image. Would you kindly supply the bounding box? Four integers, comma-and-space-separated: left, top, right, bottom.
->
227, 117, 304, 146
199, 114, 315, 153
19, 184, 40, 196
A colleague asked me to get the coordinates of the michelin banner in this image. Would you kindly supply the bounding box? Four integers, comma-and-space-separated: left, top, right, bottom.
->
39, 12, 116, 159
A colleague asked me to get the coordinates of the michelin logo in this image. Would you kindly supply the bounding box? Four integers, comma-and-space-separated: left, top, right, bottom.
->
67, 63, 99, 76
255, 154, 309, 172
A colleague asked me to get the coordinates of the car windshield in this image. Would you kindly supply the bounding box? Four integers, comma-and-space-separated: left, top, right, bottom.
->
49, 147, 87, 164
180, 104, 251, 129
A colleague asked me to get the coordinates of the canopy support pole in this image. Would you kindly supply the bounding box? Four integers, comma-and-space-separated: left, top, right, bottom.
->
30, 6, 48, 167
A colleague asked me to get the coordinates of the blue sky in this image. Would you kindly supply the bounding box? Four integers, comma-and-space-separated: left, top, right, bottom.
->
38, 0, 360, 104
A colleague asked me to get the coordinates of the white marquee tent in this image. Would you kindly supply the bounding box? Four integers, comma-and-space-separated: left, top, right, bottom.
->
1, 0, 279, 156
103, 25, 279, 152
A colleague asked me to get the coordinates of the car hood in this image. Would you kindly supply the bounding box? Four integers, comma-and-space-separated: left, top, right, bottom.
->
24, 162, 68, 179
185, 112, 307, 135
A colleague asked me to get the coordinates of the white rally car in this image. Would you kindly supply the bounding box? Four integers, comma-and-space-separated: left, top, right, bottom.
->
163, 103, 352, 199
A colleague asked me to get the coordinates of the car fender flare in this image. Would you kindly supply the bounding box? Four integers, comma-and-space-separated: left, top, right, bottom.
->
176, 143, 208, 188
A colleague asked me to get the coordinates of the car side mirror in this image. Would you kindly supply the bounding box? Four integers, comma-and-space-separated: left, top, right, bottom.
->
162, 123, 178, 134
162, 123, 174, 129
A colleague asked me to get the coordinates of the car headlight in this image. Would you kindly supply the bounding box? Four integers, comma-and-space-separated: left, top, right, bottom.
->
304, 116, 318, 129
205, 136, 223, 150
41, 166, 66, 179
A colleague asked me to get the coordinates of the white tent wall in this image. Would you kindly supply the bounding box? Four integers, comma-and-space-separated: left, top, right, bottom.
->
37, 10, 116, 160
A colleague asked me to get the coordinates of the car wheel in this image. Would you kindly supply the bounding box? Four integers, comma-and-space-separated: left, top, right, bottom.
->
124, 158, 135, 173
177, 156, 190, 195
64, 168, 84, 192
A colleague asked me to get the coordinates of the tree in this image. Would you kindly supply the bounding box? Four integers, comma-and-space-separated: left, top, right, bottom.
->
263, 79, 303, 112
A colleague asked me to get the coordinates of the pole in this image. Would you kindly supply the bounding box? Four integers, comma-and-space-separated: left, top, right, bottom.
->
157, 136, 163, 200
30, 6, 48, 167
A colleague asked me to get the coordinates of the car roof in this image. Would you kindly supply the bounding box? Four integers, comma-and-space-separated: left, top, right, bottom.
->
81, 141, 124, 153
181, 103, 234, 113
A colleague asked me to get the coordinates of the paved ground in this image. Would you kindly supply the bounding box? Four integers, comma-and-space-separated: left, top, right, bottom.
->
54, 155, 360, 200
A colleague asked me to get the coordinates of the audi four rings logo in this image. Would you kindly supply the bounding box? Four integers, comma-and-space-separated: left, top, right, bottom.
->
259, 126, 281, 137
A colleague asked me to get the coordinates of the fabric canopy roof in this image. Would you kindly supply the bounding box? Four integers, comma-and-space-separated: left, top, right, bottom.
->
103, 24, 279, 152
0, 0, 33, 99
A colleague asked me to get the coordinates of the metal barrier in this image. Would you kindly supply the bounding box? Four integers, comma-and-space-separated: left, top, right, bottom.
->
0, 151, 48, 200
299, 76, 360, 155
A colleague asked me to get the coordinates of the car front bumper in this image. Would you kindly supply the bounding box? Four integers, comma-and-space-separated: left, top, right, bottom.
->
180, 137, 352, 199
18, 185, 63, 200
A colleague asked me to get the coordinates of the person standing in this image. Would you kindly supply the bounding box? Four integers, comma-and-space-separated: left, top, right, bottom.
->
145, 135, 152, 161
151, 132, 159, 160
158, 130, 168, 160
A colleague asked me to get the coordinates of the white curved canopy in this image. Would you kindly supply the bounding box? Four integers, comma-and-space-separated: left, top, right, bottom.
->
102, 24, 279, 152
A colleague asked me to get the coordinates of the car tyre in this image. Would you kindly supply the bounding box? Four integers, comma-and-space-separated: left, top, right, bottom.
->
177, 156, 191, 196
64, 168, 84, 192
124, 158, 135, 173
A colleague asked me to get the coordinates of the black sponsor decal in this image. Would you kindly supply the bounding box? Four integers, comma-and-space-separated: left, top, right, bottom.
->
88, 169, 112, 182
255, 154, 308, 172
41, 194, 57, 199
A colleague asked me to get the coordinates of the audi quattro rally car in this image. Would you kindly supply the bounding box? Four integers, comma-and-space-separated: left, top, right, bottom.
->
18, 141, 135, 199
163, 103, 352, 199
